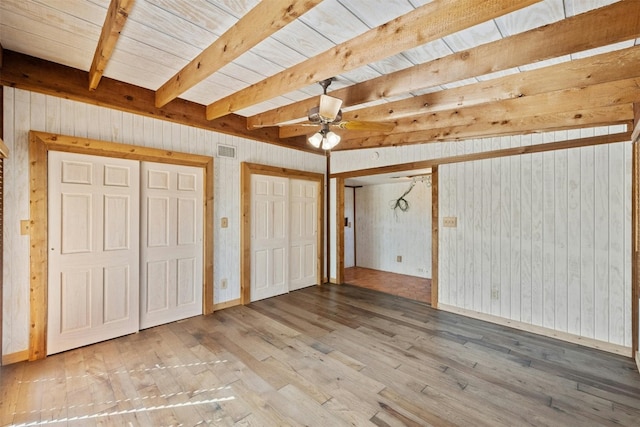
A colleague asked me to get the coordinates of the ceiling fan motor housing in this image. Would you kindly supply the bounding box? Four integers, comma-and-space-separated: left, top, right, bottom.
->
308, 106, 342, 124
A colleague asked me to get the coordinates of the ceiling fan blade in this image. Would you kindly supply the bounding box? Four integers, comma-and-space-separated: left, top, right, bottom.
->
279, 123, 320, 139
319, 94, 342, 122
337, 120, 395, 132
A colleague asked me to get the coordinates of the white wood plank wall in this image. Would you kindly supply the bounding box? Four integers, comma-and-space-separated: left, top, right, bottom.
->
355, 181, 432, 278
438, 132, 631, 348
332, 126, 632, 348
2, 88, 325, 356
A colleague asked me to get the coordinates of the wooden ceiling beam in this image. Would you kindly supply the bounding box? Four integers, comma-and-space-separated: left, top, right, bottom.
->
0, 50, 310, 151
249, 0, 640, 128
279, 47, 640, 139
206, 0, 541, 120
338, 104, 633, 149
344, 46, 640, 124
155, 0, 323, 108
88, 0, 135, 91
382, 78, 640, 134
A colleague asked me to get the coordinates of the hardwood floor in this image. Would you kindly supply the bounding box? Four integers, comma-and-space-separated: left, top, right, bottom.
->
2, 284, 640, 426
344, 266, 431, 304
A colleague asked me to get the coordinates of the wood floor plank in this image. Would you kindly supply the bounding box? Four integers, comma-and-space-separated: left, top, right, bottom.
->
321, 389, 379, 425
270, 383, 349, 427
378, 387, 459, 427
261, 356, 333, 405
371, 405, 423, 427
230, 377, 297, 426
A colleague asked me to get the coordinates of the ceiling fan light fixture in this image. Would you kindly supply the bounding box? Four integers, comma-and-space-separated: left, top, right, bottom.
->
308, 127, 341, 150
308, 131, 323, 148
323, 130, 341, 150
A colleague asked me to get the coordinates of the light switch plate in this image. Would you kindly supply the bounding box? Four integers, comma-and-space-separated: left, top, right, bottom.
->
221, 217, 228, 228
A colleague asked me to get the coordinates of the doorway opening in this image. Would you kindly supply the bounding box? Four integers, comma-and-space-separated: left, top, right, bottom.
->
333, 167, 439, 307
343, 171, 433, 304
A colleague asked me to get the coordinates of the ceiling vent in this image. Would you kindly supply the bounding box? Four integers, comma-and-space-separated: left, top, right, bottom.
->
217, 144, 236, 159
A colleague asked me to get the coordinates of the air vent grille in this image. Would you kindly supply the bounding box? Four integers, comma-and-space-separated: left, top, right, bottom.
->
217, 144, 236, 159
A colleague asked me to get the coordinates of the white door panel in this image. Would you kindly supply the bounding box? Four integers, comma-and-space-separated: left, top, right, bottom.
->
140, 162, 203, 329
251, 175, 289, 301
48, 151, 140, 355
289, 179, 318, 291
251, 176, 319, 299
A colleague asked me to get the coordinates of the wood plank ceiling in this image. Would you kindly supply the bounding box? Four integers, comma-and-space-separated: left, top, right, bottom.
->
0, 0, 639, 152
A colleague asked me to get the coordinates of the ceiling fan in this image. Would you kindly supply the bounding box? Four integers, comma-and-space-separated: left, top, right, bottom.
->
294, 78, 395, 150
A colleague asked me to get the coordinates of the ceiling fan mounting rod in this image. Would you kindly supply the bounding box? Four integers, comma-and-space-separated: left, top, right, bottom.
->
318, 77, 335, 94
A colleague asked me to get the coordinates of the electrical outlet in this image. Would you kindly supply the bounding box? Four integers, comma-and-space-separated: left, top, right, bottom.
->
418, 268, 424, 273
443, 217, 458, 227
397, 255, 402, 262
491, 289, 500, 300
221, 279, 228, 289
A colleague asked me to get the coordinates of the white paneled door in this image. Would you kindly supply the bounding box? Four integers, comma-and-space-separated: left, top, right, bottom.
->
251, 175, 289, 301
251, 174, 319, 301
48, 152, 140, 355
140, 162, 203, 329
48, 152, 204, 354
289, 179, 318, 291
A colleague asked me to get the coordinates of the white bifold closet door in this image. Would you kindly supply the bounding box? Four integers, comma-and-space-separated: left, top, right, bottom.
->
48, 152, 140, 355
251, 174, 289, 301
251, 175, 319, 302
140, 162, 203, 329
289, 179, 318, 291
48, 152, 203, 355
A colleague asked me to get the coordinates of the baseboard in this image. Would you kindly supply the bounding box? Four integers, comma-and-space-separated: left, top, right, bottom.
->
2, 349, 29, 365
213, 298, 241, 311
635, 351, 640, 373
438, 304, 632, 357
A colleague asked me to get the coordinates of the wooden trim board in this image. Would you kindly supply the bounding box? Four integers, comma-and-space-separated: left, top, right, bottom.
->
324, 155, 331, 283
439, 304, 632, 357
633, 140, 639, 355
632, 103, 640, 143
28, 131, 214, 360
2, 350, 29, 366
213, 298, 242, 311
630, 105, 639, 356
431, 167, 439, 309
240, 162, 325, 304
29, 134, 48, 361
336, 177, 345, 285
